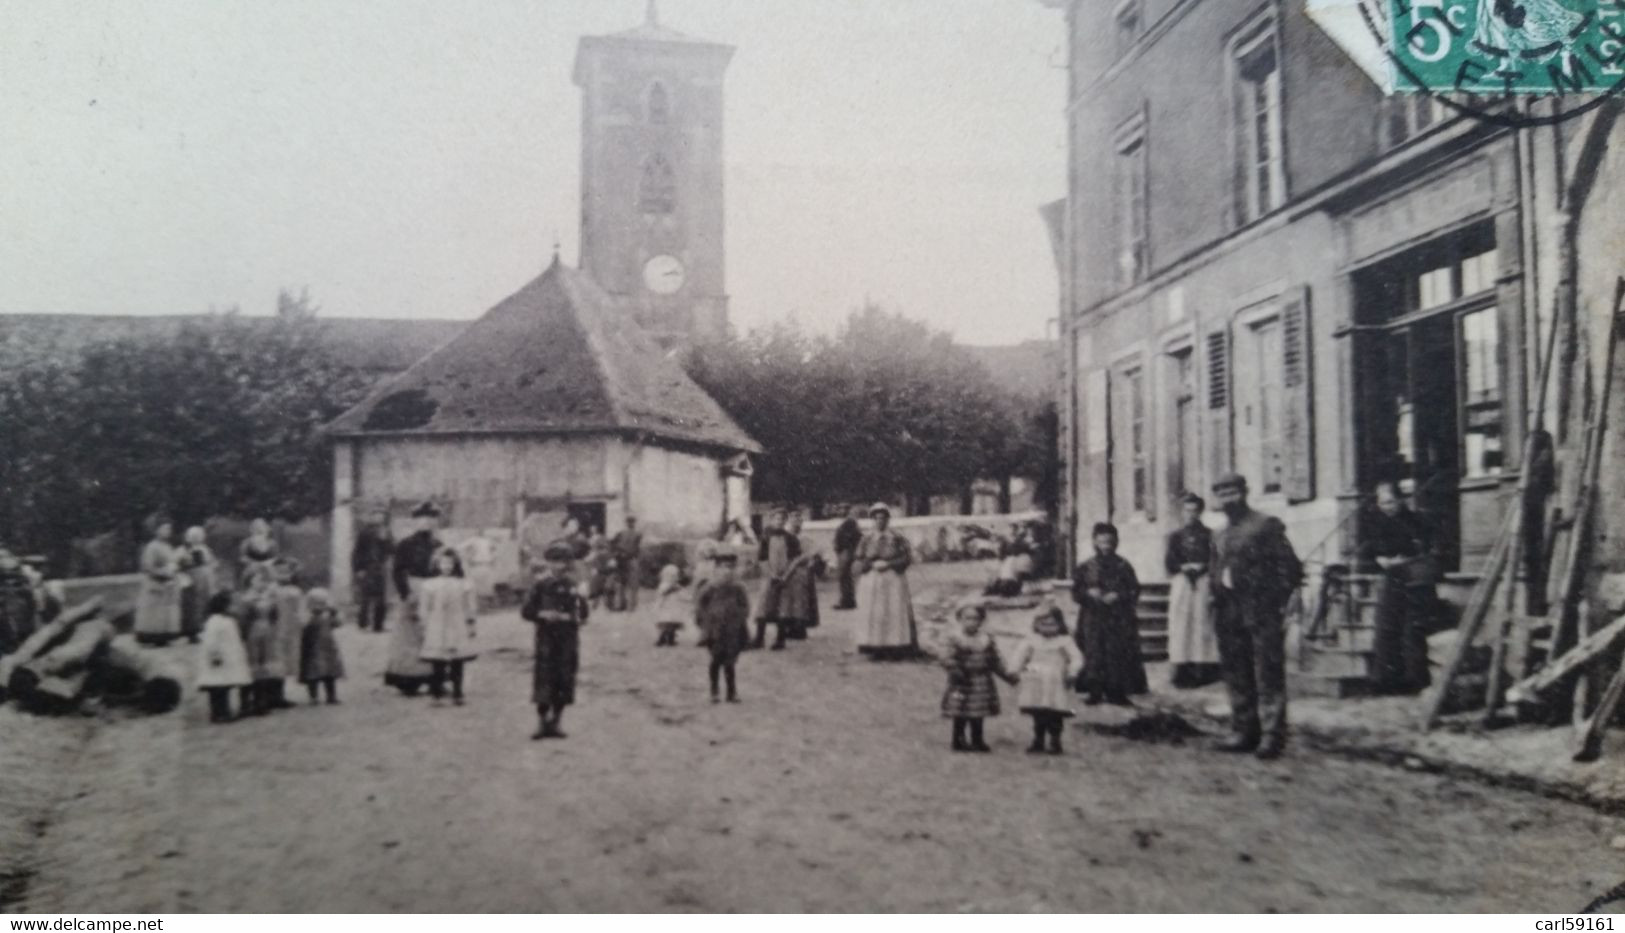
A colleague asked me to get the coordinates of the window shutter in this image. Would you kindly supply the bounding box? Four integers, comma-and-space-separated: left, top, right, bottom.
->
1205, 328, 1231, 489
1281, 285, 1315, 502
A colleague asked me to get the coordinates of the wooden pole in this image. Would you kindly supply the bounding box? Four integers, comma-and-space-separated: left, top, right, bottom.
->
1420, 507, 1516, 730
1545, 279, 1625, 680
1574, 653, 1625, 762
1477, 276, 1577, 722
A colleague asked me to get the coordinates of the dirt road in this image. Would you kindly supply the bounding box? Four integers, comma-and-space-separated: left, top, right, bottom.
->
11, 578, 1625, 912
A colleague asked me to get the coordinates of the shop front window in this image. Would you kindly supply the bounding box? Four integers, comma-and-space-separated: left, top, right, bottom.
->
1460, 307, 1502, 479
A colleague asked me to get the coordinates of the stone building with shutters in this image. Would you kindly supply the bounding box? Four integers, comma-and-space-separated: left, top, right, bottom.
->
1044, 0, 1625, 596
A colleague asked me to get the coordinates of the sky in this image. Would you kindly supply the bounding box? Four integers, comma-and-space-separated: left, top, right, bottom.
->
0, 0, 1068, 346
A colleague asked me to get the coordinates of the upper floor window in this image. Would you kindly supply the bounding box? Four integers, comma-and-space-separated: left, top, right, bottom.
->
647, 82, 670, 125
1115, 126, 1148, 286
1114, 0, 1144, 59
1232, 27, 1285, 225
639, 154, 676, 215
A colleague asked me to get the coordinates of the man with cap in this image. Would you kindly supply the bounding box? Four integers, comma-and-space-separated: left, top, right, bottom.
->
351, 509, 394, 632
855, 502, 918, 659
609, 515, 644, 611
832, 505, 864, 610
521, 541, 590, 738
1210, 473, 1304, 760
384, 503, 442, 695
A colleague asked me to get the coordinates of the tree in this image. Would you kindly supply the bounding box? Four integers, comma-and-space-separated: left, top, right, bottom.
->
0, 291, 373, 574
685, 304, 1043, 516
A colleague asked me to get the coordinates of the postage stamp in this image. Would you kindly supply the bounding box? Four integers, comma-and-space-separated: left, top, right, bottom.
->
1386, 0, 1625, 94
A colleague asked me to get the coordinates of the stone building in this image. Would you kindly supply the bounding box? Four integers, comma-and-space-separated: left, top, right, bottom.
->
575, 0, 732, 349
325, 5, 758, 600
1043, 0, 1624, 599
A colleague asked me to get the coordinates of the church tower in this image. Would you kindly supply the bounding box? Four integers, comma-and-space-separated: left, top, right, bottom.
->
573, 1, 733, 347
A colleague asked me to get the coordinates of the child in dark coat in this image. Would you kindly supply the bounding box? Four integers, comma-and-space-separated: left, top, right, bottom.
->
695, 552, 750, 703
521, 543, 589, 740
299, 588, 345, 705
940, 602, 1018, 752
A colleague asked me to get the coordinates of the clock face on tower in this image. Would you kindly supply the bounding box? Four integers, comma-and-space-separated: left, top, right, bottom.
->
643, 254, 686, 295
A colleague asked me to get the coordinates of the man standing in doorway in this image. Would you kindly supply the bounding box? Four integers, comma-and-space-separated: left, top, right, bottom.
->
610, 515, 644, 611
833, 506, 863, 611
351, 509, 394, 632
1211, 473, 1304, 761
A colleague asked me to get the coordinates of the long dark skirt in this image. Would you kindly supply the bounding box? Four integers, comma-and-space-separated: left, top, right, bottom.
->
532, 623, 580, 708
1372, 577, 1433, 694
1076, 608, 1148, 700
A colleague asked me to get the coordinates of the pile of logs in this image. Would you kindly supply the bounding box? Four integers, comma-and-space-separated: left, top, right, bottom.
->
0, 599, 182, 715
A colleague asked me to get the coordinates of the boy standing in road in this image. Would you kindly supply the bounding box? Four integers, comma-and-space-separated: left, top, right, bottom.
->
695, 552, 750, 703
521, 543, 590, 739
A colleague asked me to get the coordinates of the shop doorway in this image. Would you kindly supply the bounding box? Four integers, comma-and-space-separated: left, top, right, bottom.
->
1350, 222, 1502, 572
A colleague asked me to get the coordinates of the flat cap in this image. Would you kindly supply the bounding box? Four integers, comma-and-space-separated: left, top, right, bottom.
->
542, 541, 576, 562
1211, 472, 1249, 493
411, 501, 442, 518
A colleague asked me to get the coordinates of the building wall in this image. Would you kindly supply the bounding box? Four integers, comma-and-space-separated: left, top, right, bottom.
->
329, 434, 739, 602
576, 39, 730, 342
1052, 0, 1615, 594
1066, 0, 1385, 314
622, 440, 732, 540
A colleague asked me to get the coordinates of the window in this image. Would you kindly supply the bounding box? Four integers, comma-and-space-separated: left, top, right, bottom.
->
1233, 28, 1285, 225
1384, 94, 1457, 148
1114, 0, 1143, 59
647, 82, 670, 125
1460, 307, 1503, 479
1235, 316, 1286, 494
1169, 347, 1199, 498
638, 154, 676, 214
1122, 366, 1149, 513
1460, 248, 1498, 295
1415, 245, 1497, 310
1115, 131, 1148, 286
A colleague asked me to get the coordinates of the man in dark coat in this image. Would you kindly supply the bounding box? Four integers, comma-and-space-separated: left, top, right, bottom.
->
1358, 482, 1437, 694
1211, 473, 1304, 760
351, 509, 394, 632
1071, 522, 1148, 705
609, 515, 644, 611
833, 506, 863, 610
521, 542, 589, 739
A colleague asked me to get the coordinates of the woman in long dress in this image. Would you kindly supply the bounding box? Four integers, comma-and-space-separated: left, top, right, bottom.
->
385, 503, 441, 696
777, 511, 822, 642
1072, 521, 1148, 705
855, 503, 917, 659
134, 516, 183, 646
237, 518, 279, 586
1165, 494, 1221, 688
418, 548, 478, 705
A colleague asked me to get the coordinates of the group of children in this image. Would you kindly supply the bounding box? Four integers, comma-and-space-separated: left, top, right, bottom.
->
195, 559, 346, 723
940, 598, 1084, 754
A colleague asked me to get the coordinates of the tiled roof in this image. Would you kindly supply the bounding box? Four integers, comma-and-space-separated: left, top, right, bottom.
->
325, 260, 760, 454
